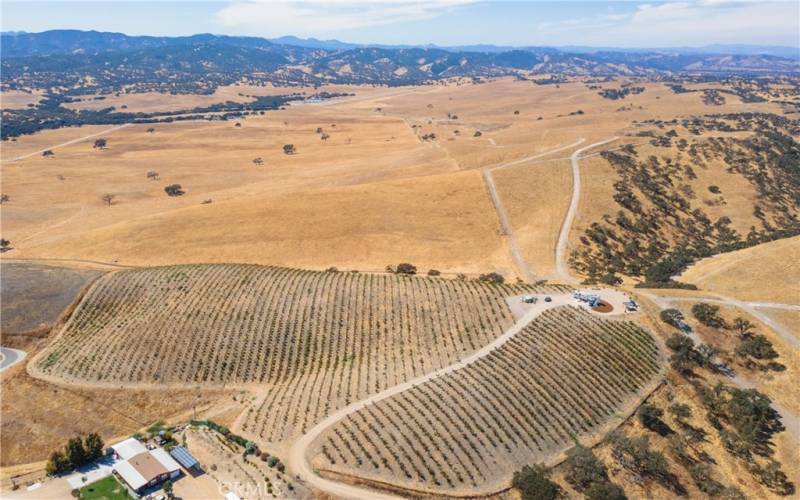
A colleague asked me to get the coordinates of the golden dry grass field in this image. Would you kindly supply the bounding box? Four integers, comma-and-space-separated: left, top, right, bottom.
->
2, 78, 784, 278
679, 235, 800, 303
0, 89, 43, 109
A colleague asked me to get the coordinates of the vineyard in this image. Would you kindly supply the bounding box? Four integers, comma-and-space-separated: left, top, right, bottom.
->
32, 264, 565, 440
310, 306, 663, 494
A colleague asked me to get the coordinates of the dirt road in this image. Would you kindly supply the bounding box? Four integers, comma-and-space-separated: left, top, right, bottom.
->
554, 137, 619, 282
639, 291, 800, 442
288, 290, 625, 500
482, 139, 586, 282
4, 124, 132, 163
657, 295, 799, 349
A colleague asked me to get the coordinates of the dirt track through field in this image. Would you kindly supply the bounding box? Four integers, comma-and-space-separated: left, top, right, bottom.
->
482, 139, 586, 282
554, 137, 619, 282
287, 291, 625, 500
3, 124, 132, 162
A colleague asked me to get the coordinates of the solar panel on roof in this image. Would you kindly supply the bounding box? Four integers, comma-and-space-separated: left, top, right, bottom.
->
169, 446, 199, 469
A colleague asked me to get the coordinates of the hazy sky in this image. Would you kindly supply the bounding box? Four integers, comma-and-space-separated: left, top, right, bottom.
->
2, 1, 799, 48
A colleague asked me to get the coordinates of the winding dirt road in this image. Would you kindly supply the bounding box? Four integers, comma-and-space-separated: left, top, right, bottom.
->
287, 292, 620, 500
554, 137, 618, 282
482, 139, 586, 282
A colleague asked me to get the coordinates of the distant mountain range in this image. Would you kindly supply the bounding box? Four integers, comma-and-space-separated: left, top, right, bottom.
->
3, 30, 798, 59
1, 30, 798, 95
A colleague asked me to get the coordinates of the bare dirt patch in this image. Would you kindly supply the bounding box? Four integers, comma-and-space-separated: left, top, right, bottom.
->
592, 300, 614, 313
0, 262, 102, 335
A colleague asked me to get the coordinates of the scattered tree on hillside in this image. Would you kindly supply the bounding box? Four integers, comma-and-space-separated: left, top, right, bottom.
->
478, 272, 505, 284
565, 444, 607, 491
732, 317, 756, 338
692, 303, 726, 329
164, 184, 184, 197
0, 194, 8, 204
146, 170, 159, 180
659, 309, 684, 328
736, 335, 779, 361
669, 403, 692, 425
389, 263, 417, 275
638, 403, 670, 435
474, 130, 482, 137
146, 127, 155, 133
321, 133, 330, 140
252, 157, 264, 166
0, 239, 11, 252
93, 138, 107, 149
427, 269, 441, 276
608, 431, 671, 484
101, 193, 115, 207
585, 481, 627, 500
666, 334, 703, 374
42, 149, 54, 157
512, 464, 560, 500
283, 144, 296, 154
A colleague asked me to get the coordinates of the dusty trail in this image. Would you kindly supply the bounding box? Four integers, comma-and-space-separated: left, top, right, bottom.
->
482, 139, 586, 282
287, 292, 620, 500
554, 137, 618, 282
657, 295, 799, 349
3, 124, 132, 162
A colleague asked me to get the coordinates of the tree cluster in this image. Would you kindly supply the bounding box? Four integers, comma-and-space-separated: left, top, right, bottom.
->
46, 434, 104, 476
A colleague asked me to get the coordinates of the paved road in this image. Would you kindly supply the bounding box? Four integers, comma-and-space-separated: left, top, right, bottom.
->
3, 124, 132, 163
482, 139, 586, 282
0, 347, 27, 372
288, 291, 626, 500
554, 137, 619, 282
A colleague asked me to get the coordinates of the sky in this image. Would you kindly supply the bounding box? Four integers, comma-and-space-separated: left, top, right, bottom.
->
2, 1, 799, 48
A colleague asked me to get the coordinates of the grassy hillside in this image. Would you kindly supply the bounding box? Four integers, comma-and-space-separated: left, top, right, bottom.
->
310, 306, 662, 494
570, 113, 800, 286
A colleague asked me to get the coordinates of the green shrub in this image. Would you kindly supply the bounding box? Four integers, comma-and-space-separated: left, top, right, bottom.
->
512, 464, 559, 500
564, 444, 607, 491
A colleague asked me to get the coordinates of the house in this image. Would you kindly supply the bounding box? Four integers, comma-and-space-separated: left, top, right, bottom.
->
623, 300, 638, 312
110, 439, 181, 494
110, 438, 148, 461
